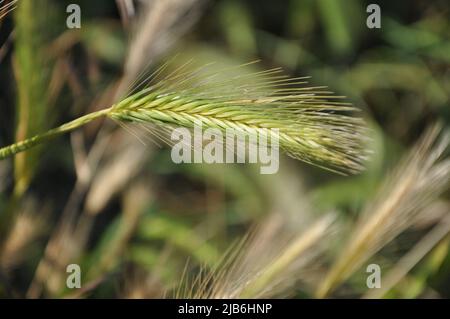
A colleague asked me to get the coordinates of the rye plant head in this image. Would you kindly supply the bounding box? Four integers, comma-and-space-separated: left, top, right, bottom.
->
0, 60, 369, 174
175, 214, 335, 299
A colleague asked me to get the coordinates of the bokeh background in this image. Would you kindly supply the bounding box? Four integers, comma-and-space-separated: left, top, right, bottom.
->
0, 0, 449, 298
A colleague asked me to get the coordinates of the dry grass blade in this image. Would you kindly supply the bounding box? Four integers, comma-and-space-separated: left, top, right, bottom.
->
121, 0, 204, 93
0, 201, 45, 271
363, 213, 450, 299
316, 124, 450, 298
0, 0, 17, 21
177, 214, 335, 298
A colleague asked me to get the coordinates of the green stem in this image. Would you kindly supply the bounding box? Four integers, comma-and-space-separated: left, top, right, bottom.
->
0, 108, 111, 160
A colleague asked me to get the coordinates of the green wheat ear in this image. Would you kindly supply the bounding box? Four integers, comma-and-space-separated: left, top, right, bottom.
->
0, 61, 369, 174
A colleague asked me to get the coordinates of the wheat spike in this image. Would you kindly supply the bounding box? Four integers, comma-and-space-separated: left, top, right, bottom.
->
0, 62, 368, 174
